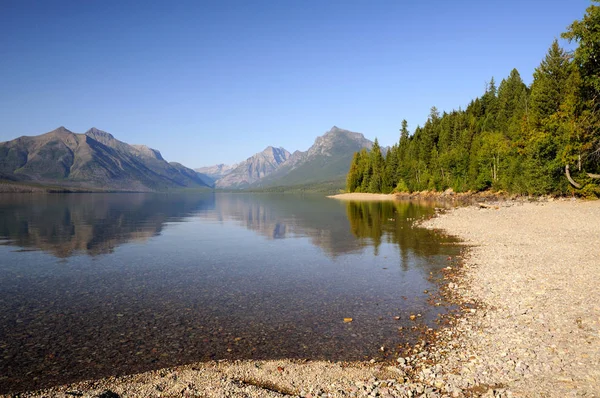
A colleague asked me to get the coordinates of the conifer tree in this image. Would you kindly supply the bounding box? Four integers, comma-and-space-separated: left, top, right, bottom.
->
368, 139, 385, 192
530, 40, 571, 126
562, 1, 600, 175
382, 145, 398, 193
343, 2, 598, 196
563, 1, 600, 101
496, 69, 528, 139
346, 152, 361, 192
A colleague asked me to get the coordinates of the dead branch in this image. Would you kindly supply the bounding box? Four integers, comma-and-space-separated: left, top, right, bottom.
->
566, 164, 582, 188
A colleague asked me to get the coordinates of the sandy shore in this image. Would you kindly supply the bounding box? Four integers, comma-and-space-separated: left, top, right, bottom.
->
327, 192, 399, 201
7, 199, 600, 397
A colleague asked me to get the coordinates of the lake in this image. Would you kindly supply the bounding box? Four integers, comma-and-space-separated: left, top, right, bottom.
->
0, 193, 459, 393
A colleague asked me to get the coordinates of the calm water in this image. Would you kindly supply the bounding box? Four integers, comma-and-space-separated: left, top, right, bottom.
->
0, 193, 459, 393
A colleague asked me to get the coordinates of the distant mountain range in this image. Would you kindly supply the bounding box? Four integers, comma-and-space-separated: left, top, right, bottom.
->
214, 146, 291, 189
0, 125, 374, 192
194, 163, 237, 182
0, 127, 210, 192
199, 126, 374, 190
253, 126, 374, 189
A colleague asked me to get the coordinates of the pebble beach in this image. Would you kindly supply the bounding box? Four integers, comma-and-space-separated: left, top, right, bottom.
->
6, 198, 600, 398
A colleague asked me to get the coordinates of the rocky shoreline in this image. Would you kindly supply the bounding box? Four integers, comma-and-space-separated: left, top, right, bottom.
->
4, 199, 599, 397
420, 199, 600, 397
328, 191, 515, 205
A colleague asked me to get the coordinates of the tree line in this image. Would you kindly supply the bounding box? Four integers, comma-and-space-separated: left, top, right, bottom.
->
347, 2, 600, 197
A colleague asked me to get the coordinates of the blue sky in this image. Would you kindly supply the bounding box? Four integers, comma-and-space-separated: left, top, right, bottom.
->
0, 0, 592, 168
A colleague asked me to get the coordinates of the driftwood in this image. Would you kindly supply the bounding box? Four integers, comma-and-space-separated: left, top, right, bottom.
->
478, 203, 499, 209
566, 164, 582, 188
566, 164, 600, 188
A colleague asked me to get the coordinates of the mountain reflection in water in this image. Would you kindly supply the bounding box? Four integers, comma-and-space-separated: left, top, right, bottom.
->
0, 193, 216, 257
0, 193, 459, 394
0, 194, 453, 259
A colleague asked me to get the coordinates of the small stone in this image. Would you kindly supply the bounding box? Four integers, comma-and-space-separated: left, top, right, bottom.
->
96, 391, 120, 398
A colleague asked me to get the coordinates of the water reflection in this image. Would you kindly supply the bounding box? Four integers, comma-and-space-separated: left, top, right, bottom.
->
202, 194, 363, 257
345, 200, 449, 259
0, 194, 450, 259
0, 193, 215, 257
200, 195, 454, 262
0, 193, 459, 394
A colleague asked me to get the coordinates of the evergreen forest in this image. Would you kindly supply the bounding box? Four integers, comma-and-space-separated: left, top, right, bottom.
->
346, 2, 600, 197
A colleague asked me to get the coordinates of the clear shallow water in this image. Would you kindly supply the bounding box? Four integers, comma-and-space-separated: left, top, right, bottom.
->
0, 193, 459, 393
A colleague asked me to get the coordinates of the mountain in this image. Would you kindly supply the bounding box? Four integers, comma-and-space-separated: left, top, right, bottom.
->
0, 127, 211, 191
215, 146, 291, 188
195, 164, 236, 180
0, 193, 216, 257
169, 161, 214, 187
194, 163, 237, 187
250, 126, 373, 189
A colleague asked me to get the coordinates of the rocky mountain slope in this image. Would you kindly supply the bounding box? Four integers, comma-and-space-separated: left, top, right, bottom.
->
250, 126, 373, 189
0, 127, 210, 191
215, 146, 291, 188
194, 164, 238, 186
194, 164, 236, 181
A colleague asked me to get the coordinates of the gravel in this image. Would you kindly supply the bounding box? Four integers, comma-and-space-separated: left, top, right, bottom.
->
421, 198, 600, 397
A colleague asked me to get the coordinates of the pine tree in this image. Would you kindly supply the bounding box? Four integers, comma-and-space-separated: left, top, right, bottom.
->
382, 145, 398, 193
524, 40, 572, 194
368, 139, 385, 192
482, 78, 499, 131
563, 1, 600, 101
358, 148, 371, 192
496, 69, 528, 139
530, 40, 571, 126
343, 1, 598, 196
400, 120, 409, 143
346, 152, 361, 192
562, 1, 600, 177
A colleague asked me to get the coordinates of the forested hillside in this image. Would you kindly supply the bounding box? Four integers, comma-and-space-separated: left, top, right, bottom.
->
346, 2, 600, 197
